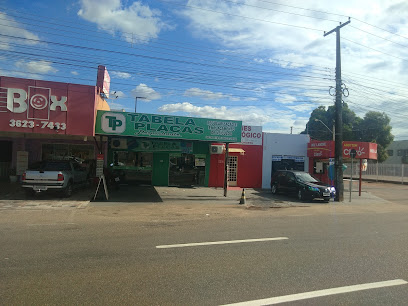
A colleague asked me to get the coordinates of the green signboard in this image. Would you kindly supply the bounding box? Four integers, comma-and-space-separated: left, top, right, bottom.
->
95, 111, 242, 143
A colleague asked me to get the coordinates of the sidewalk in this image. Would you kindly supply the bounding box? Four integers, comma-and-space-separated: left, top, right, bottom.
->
0, 182, 92, 210
0, 181, 393, 211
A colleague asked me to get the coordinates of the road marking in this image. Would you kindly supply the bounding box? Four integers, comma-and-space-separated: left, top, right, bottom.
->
221, 279, 408, 305
156, 237, 288, 249
27, 223, 77, 226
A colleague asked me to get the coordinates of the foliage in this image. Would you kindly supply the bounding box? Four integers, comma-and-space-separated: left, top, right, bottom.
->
301, 104, 394, 162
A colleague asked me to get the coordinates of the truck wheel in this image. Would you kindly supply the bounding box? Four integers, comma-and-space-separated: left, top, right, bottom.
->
63, 182, 73, 198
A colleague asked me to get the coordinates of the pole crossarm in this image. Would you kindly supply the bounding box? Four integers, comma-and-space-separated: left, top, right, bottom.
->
324, 19, 351, 37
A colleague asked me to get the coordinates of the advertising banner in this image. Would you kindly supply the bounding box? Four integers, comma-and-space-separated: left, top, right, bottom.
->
307, 140, 378, 160
96, 65, 110, 99
343, 141, 377, 160
307, 140, 333, 158
95, 111, 242, 143
239, 125, 262, 145
0, 76, 97, 136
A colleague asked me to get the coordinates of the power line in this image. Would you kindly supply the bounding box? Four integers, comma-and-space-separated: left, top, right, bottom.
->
155, 0, 323, 32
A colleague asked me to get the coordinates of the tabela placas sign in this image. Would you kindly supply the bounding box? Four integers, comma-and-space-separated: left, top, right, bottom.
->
95, 111, 242, 142
0, 76, 98, 136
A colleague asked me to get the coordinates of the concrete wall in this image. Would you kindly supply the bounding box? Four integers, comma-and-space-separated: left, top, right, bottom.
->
382, 140, 408, 164
262, 133, 310, 189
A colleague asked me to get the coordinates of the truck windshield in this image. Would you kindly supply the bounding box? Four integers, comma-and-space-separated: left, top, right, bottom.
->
35, 161, 72, 171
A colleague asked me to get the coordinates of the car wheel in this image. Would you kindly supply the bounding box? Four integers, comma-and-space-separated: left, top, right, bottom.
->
297, 189, 305, 201
271, 184, 278, 194
63, 182, 73, 198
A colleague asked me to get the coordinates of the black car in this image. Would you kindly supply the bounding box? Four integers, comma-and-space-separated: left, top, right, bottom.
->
271, 170, 335, 202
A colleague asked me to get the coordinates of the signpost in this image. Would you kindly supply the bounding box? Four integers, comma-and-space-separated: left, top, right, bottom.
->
349, 149, 357, 202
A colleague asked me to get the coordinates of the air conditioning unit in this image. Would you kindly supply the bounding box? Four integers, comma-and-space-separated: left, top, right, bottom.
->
111, 138, 127, 149
210, 145, 224, 154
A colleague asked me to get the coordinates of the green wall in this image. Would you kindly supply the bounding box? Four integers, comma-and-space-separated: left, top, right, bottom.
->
152, 152, 169, 186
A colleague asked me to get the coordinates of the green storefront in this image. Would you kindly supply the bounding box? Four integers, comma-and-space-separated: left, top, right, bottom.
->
95, 111, 242, 187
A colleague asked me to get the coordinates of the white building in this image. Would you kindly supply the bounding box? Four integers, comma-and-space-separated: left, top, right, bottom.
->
262, 133, 310, 189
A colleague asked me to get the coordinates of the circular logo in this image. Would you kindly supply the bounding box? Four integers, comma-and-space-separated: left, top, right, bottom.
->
30, 94, 48, 110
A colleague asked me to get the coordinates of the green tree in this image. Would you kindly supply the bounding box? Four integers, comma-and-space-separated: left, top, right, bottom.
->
302, 106, 393, 162
357, 111, 394, 162
301, 103, 359, 141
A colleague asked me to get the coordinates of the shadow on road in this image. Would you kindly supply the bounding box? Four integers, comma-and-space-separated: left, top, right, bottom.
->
250, 188, 329, 205
92, 184, 163, 203
0, 181, 94, 202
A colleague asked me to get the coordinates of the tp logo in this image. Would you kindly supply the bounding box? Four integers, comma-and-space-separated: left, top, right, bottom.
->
101, 112, 126, 134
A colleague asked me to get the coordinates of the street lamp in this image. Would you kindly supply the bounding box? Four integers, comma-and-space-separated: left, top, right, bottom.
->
314, 119, 335, 141
134, 96, 146, 113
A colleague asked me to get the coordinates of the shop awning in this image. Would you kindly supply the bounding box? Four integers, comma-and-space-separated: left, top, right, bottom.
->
228, 148, 245, 155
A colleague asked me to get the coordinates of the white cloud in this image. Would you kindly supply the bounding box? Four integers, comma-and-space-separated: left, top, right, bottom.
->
78, 0, 167, 43
71, 71, 79, 75
131, 83, 161, 101
15, 60, 57, 74
108, 101, 132, 112
0, 12, 40, 50
184, 88, 228, 100
110, 90, 126, 98
159, 102, 278, 125
111, 71, 131, 79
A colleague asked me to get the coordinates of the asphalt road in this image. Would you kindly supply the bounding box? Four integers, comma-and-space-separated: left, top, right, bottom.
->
1, 184, 408, 305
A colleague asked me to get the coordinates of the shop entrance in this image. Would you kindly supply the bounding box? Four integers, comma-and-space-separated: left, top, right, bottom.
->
227, 156, 238, 186
272, 156, 305, 176
169, 153, 206, 187
0, 141, 12, 179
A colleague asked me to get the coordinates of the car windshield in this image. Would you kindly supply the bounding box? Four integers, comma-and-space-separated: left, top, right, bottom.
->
294, 172, 318, 183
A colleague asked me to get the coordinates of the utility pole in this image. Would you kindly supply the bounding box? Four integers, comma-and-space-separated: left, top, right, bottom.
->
324, 18, 350, 202
290, 126, 293, 134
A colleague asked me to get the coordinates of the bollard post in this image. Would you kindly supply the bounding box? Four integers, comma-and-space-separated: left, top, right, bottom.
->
239, 188, 246, 205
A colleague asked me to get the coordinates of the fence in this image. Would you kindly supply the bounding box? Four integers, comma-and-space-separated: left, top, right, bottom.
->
343, 162, 408, 184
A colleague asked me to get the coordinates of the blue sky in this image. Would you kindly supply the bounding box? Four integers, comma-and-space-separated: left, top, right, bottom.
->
2, 0, 408, 139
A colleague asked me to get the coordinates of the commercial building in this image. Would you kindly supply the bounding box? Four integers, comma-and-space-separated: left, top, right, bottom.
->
0, 72, 110, 180
94, 110, 242, 187
209, 126, 263, 188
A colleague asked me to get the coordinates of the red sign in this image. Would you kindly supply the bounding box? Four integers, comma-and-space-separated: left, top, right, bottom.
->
0, 76, 98, 136
307, 140, 333, 158
343, 141, 377, 160
96, 65, 110, 99
308, 140, 377, 160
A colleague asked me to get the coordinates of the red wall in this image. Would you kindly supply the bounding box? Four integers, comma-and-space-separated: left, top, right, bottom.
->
208, 143, 263, 188
0, 76, 98, 136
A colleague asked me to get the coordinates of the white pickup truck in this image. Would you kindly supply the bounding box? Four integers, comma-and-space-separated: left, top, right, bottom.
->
22, 160, 88, 197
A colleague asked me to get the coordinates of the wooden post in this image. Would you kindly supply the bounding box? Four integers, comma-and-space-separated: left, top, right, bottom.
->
359, 159, 362, 196
224, 143, 229, 197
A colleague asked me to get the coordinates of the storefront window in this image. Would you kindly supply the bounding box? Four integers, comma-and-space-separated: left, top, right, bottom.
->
42, 143, 94, 162
169, 153, 205, 186
112, 151, 153, 185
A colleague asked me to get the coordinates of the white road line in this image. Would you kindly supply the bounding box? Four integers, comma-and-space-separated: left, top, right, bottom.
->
156, 237, 288, 249
221, 279, 408, 306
